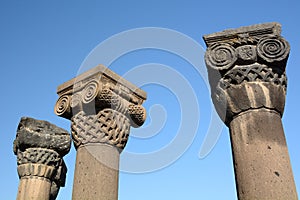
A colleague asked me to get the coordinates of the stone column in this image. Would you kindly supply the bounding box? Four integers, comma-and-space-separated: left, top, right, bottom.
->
13, 117, 71, 200
54, 65, 147, 200
203, 23, 298, 199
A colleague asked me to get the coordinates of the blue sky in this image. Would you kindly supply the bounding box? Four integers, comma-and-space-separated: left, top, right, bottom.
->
1, 1, 300, 199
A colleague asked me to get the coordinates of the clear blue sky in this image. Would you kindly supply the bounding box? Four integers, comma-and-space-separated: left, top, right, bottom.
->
1, 1, 300, 199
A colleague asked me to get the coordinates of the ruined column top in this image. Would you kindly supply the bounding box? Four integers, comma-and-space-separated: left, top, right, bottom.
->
203, 22, 281, 47
13, 117, 71, 156
57, 65, 147, 101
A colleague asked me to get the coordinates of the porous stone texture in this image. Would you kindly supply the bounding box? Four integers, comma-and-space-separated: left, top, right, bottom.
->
203, 23, 298, 199
72, 144, 119, 200
230, 109, 296, 199
55, 65, 147, 200
14, 117, 71, 200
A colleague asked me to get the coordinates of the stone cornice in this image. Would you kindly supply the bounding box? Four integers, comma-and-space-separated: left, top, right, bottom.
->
56, 65, 146, 102
203, 22, 281, 47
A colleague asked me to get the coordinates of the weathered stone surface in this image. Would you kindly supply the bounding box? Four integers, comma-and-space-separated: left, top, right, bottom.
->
230, 110, 297, 200
203, 23, 298, 199
14, 117, 71, 156
214, 81, 286, 124
203, 22, 289, 123
14, 117, 71, 200
72, 144, 119, 200
17, 177, 52, 200
203, 23, 282, 46
55, 65, 147, 200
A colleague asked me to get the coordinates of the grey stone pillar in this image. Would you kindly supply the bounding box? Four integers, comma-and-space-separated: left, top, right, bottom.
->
54, 65, 147, 200
13, 117, 71, 200
203, 23, 298, 200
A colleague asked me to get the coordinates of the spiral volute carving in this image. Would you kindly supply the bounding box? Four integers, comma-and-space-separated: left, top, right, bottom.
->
82, 80, 100, 104
257, 36, 290, 64
54, 95, 71, 118
205, 43, 237, 71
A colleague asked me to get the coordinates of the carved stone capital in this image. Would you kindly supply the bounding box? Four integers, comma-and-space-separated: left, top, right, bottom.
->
203, 23, 289, 124
13, 117, 71, 196
55, 65, 147, 149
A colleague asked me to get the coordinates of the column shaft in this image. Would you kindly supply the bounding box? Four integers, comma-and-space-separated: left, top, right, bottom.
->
230, 109, 297, 199
17, 177, 51, 200
72, 144, 120, 200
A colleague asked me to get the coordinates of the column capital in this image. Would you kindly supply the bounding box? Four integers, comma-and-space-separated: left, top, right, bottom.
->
55, 65, 147, 150
203, 22, 290, 124
13, 117, 71, 197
